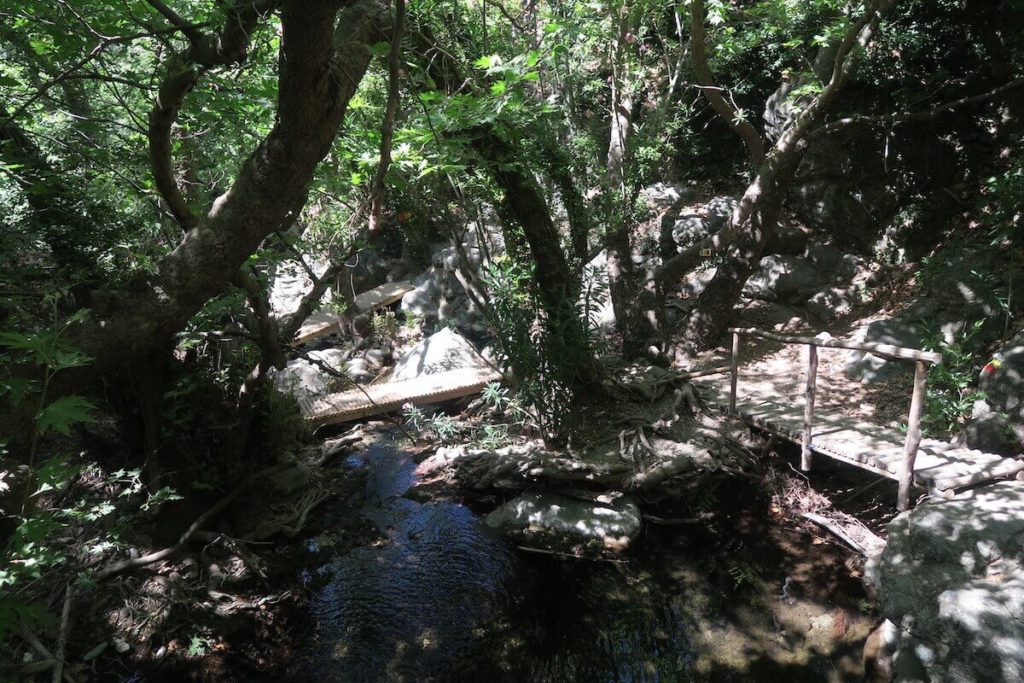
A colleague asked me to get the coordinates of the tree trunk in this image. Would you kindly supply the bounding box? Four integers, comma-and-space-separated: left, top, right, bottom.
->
67, 0, 389, 375
474, 136, 601, 387
539, 133, 592, 268
607, 86, 633, 192
606, 224, 665, 361
670, 0, 895, 353
606, 3, 638, 192
678, 158, 793, 351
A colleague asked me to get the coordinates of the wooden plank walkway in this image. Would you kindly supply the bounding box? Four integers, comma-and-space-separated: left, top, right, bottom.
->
300, 367, 502, 427
293, 280, 415, 345
693, 371, 1024, 497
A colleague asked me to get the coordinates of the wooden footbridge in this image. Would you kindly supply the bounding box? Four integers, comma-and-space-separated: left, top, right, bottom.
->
693, 328, 1024, 510
293, 280, 415, 345
299, 367, 502, 427
288, 278, 503, 428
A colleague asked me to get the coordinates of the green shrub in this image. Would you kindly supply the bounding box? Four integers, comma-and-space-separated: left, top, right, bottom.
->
920, 320, 986, 437
481, 256, 596, 445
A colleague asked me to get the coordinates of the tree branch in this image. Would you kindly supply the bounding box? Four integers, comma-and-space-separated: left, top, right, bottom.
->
278, 255, 355, 342
147, 0, 279, 231
813, 77, 1024, 137
95, 464, 285, 581
368, 0, 406, 233
144, 0, 202, 43
658, 0, 894, 292
689, 0, 766, 169
72, 0, 390, 373
233, 269, 286, 371
0, 28, 184, 125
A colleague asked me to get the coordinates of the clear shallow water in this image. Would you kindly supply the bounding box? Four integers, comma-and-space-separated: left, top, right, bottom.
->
300, 444, 514, 681
298, 442, 868, 682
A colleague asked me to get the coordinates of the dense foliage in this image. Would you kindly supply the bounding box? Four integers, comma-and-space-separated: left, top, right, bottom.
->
1, 0, 1022, 673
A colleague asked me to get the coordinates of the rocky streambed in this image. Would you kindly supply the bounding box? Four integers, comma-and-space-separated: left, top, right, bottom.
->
286, 436, 877, 682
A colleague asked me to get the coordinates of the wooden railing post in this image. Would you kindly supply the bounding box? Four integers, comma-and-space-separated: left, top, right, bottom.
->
898, 359, 928, 511
801, 344, 818, 471
729, 331, 740, 413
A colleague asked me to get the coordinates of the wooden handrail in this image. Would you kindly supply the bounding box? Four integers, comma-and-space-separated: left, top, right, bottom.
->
727, 327, 943, 365
726, 327, 942, 511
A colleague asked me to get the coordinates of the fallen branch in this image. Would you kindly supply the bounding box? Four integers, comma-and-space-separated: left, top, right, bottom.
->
95, 464, 284, 581
813, 77, 1024, 137
628, 443, 710, 489
194, 530, 268, 578
51, 584, 73, 683
20, 623, 54, 662
515, 545, 626, 563
642, 514, 705, 525
800, 511, 884, 558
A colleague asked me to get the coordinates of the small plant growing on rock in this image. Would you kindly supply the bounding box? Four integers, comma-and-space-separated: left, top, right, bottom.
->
920, 320, 986, 437
371, 310, 399, 347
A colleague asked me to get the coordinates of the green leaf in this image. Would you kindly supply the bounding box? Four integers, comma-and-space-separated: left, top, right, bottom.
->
52, 349, 92, 371
1, 377, 35, 407
37, 395, 95, 436
28, 37, 53, 55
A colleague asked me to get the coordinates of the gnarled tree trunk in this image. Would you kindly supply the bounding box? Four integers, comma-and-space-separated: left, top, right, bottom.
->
667, 0, 895, 354
68, 0, 390, 374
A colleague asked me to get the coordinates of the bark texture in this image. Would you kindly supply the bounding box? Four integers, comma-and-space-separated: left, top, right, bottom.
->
71, 0, 389, 372
672, 0, 895, 352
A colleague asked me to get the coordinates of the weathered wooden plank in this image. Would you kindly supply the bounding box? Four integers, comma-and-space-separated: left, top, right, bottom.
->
728, 327, 944, 364
292, 280, 415, 345
293, 310, 344, 345
690, 371, 1023, 500
353, 280, 415, 312
301, 367, 502, 427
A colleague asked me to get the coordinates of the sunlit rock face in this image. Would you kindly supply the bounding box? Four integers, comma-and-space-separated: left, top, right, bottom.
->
400, 223, 504, 337
842, 250, 1016, 385
966, 330, 1024, 454
867, 482, 1024, 682
272, 348, 384, 402
484, 492, 642, 554
387, 327, 491, 382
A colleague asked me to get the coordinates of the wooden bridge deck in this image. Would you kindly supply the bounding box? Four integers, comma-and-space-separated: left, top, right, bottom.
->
693, 372, 1024, 496
293, 280, 415, 345
300, 367, 502, 427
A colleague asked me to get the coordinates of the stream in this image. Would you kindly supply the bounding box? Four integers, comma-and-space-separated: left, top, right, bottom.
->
293, 439, 873, 682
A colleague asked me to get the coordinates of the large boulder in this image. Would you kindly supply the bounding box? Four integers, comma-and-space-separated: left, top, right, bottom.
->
867, 482, 1024, 682
400, 225, 503, 336
658, 196, 737, 257
640, 183, 695, 212
388, 327, 491, 382
844, 260, 1015, 384
790, 146, 898, 253
736, 300, 804, 331
764, 220, 810, 256
484, 492, 642, 553
273, 348, 383, 402
743, 254, 827, 305
962, 409, 1024, 456
806, 288, 854, 323
270, 259, 324, 317
660, 214, 707, 256
842, 318, 926, 384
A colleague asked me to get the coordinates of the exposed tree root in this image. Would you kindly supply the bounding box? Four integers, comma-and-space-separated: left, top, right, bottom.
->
95, 464, 285, 581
